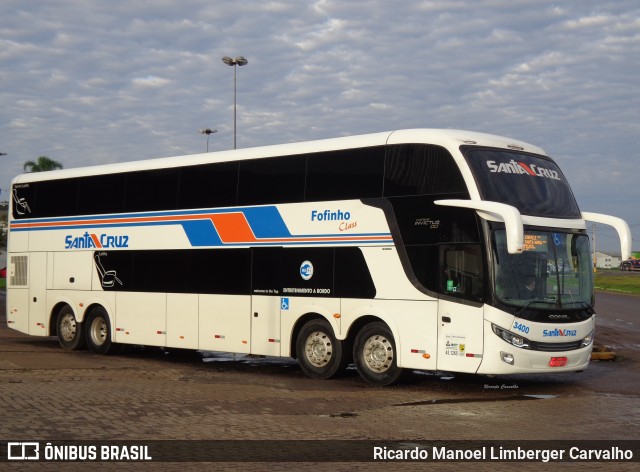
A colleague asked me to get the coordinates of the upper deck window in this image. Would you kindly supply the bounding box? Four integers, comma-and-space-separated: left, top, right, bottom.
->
462, 147, 581, 218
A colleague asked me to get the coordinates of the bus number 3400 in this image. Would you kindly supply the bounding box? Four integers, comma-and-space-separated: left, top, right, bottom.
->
513, 322, 530, 334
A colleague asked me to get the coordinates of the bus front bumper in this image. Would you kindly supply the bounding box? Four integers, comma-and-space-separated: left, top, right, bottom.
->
476, 333, 593, 375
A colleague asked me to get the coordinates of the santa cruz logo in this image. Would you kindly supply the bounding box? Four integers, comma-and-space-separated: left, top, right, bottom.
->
65, 232, 129, 249
486, 160, 561, 180
543, 328, 578, 337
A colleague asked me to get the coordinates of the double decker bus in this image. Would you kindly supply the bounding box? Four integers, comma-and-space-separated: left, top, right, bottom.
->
6, 129, 631, 385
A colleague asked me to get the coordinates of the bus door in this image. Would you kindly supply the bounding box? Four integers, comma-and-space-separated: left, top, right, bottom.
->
436, 245, 484, 373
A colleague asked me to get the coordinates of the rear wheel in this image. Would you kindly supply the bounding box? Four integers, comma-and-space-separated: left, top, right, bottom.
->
56, 305, 85, 350
296, 319, 348, 379
85, 306, 118, 355
353, 322, 403, 385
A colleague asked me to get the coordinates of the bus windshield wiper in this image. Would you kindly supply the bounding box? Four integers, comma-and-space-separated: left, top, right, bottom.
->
560, 300, 595, 315
515, 298, 558, 317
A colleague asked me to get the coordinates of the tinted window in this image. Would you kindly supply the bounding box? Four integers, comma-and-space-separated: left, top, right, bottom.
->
439, 244, 485, 302
389, 196, 478, 245
96, 249, 251, 295
238, 156, 306, 206
77, 173, 126, 215
306, 147, 384, 201
187, 249, 251, 295
125, 169, 180, 212
335, 248, 376, 298
384, 144, 466, 196
33, 178, 78, 217
463, 147, 581, 218
179, 162, 238, 209
252, 247, 282, 295
404, 245, 439, 293
281, 247, 334, 297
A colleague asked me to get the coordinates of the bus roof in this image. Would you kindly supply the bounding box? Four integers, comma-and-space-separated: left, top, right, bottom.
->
11, 128, 546, 185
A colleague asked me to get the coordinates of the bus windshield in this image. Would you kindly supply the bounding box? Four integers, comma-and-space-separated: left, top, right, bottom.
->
492, 230, 593, 310
462, 147, 581, 218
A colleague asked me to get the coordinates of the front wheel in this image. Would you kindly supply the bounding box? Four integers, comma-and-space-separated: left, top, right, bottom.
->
56, 305, 85, 350
296, 319, 348, 379
85, 306, 119, 355
353, 322, 403, 385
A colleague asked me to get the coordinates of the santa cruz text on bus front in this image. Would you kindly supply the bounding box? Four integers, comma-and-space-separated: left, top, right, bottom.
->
486, 159, 561, 180
543, 328, 578, 337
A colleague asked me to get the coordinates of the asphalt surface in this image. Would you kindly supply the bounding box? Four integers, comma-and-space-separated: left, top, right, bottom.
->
0, 288, 638, 471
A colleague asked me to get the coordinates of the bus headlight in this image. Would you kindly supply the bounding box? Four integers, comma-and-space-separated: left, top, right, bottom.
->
580, 329, 595, 348
492, 324, 531, 349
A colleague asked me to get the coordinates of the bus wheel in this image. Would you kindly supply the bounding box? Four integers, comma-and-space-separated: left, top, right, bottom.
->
353, 322, 403, 385
296, 319, 347, 379
85, 306, 118, 355
56, 305, 85, 350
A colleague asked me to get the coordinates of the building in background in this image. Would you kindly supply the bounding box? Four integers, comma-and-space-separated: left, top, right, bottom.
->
594, 251, 621, 269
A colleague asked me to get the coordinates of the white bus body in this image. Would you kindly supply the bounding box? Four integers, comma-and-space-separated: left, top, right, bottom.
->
6, 129, 631, 384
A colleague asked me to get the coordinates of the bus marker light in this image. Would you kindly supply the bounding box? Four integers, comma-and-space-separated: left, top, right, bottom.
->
179, 336, 185, 340
549, 357, 567, 367
422, 353, 431, 359
333, 313, 341, 319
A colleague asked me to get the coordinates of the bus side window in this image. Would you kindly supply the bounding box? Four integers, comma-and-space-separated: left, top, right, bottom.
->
440, 245, 484, 302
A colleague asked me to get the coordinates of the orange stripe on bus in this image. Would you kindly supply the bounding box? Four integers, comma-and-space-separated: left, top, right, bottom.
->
210, 213, 257, 243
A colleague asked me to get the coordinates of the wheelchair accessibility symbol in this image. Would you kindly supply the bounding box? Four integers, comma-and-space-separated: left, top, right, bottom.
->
281, 298, 290, 310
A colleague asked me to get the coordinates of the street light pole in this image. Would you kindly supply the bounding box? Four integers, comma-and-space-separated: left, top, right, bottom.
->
222, 56, 248, 149
199, 128, 217, 152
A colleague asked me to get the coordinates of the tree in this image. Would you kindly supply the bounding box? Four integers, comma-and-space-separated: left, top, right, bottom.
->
1, 201, 7, 250
23, 156, 63, 172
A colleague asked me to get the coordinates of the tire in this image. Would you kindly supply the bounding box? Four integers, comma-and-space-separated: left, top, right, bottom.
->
353, 322, 403, 386
296, 319, 348, 380
85, 306, 118, 355
56, 305, 85, 351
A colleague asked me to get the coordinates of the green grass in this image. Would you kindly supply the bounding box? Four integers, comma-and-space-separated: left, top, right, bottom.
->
594, 270, 640, 295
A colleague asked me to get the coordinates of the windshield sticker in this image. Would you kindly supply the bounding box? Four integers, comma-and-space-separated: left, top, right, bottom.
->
486, 160, 561, 180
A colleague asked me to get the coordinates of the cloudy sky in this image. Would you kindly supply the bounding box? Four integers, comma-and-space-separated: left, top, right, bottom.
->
1, 0, 638, 253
